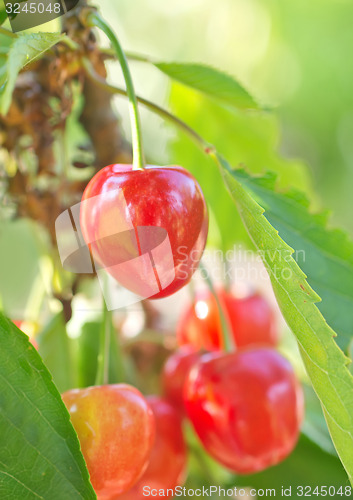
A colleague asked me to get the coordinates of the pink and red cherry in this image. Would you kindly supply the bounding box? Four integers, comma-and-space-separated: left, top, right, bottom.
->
177, 289, 278, 351
62, 384, 155, 499
115, 396, 187, 499
80, 164, 208, 299
183, 348, 304, 474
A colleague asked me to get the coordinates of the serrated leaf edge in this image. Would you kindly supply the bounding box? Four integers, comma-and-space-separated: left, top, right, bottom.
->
218, 158, 353, 483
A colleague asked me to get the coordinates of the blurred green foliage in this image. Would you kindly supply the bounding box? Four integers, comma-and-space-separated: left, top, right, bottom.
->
169, 84, 312, 250
100, 0, 353, 233
0, 219, 51, 320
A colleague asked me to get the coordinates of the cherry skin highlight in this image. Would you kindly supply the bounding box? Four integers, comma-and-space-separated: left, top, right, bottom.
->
115, 396, 187, 499
62, 384, 155, 499
183, 348, 304, 474
177, 289, 278, 351
80, 164, 208, 299
162, 346, 201, 416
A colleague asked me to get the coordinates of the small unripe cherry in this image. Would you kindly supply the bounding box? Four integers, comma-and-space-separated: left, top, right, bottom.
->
184, 348, 304, 474
62, 384, 155, 499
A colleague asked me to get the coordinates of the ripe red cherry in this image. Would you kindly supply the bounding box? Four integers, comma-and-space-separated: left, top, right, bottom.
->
62, 384, 155, 499
80, 164, 208, 299
177, 289, 278, 351
184, 348, 304, 474
115, 396, 187, 499
162, 346, 201, 415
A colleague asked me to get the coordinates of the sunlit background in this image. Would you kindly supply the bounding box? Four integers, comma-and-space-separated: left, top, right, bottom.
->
99, 0, 353, 231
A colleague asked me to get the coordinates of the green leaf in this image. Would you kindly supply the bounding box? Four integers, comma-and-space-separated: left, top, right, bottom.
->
0, 219, 50, 320
0, 11, 7, 27
0, 0, 7, 25
0, 314, 96, 499
302, 384, 336, 456
155, 62, 259, 110
0, 31, 13, 88
168, 84, 312, 252
219, 157, 353, 484
226, 169, 353, 351
37, 313, 74, 393
0, 31, 63, 115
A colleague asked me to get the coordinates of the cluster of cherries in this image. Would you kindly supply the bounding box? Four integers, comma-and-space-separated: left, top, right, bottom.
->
59, 164, 303, 499
62, 288, 304, 499
163, 289, 304, 476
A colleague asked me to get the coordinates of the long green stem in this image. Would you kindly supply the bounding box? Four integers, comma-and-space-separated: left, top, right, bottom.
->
125, 52, 154, 64
82, 57, 214, 154
199, 261, 235, 352
83, 11, 145, 170
95, 301, 112, 386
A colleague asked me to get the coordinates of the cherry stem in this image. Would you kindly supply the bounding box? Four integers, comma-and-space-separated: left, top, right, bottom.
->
84, 11, 145, 171
199, 261, 235, 352
224, 259, 232, 292
81, 59, 236, 346
125, 52, 153, 63
82, 57, 214, 155
95, 300, 112, 386
111, 320, 125, 384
